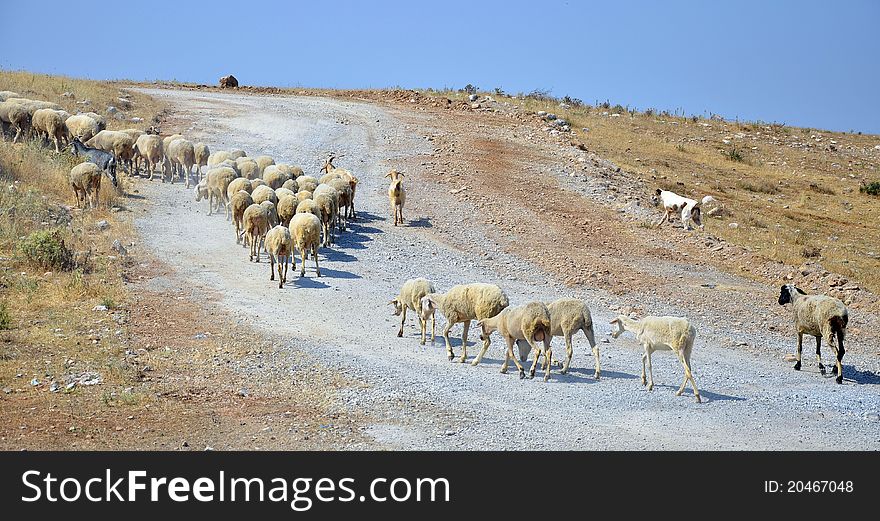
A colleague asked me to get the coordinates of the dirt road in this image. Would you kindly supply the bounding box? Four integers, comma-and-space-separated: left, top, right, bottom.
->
130, 88, 879, 450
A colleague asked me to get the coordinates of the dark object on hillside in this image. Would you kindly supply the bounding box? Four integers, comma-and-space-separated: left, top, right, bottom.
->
219, 75, 239, 88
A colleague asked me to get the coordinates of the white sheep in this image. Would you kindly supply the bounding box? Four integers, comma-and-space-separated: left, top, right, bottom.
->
69, 162, 106, 209
31, 108, 68, 152
194, 166, 237, 216
610, 315, 701, 402
289, 213, 322, 277
242, 203, 270, 262
166, 138, 196, 187
133, 134, 164, 180
255, 155, 275, 174
419, 283, 509, 362
526, 298, 599, 379
475, 302, 553, 381
64, 114, 101, 142
385, 170, 405, 226
194, 143, 210, 178
276, 194, 298, 228
229, 190, 254, 244
778, 284, 849, 384
390, 278, 437, 345
265, 225, 292, 289
251, 184, 278, 206
86, 130, 136, 173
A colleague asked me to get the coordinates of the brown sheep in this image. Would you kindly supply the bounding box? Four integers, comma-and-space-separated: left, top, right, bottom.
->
229, 190, 254, 244
385, 170, 406, 226
242, 203, 270, 262
289, 213, 321, 277
265, 225, 292, 289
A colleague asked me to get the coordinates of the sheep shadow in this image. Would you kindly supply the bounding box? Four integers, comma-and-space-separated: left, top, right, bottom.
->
321, 248, 358, 263
565, 366, 639, 380
318, 267, 361, 280
122, 192, 147, 201
349, 211, 383, 224
695, 389, 746, 402
406, 217, 432, 228
290, 275, 329, 289
839, 366, 880, 385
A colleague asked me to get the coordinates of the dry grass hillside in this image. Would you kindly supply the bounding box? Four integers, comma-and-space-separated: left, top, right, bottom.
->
430, 90, 880, 294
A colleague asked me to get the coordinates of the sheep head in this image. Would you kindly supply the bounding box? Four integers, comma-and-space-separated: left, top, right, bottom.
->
476, 319, 498, 342
778, 284, 805, 305
419, 295, 437, 321
385, 170, 404, 181
194, 181, 208, 202
389, 298, 403, 316
609, 317, 626, 338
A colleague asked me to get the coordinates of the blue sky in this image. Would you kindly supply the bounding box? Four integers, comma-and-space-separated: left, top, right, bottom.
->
2, 0, 878, 133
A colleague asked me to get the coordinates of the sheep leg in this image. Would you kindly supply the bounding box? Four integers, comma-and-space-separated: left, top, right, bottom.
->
470, 333, 492, 367
269, 253, 275, 281
457, 320, 470, 363
584, 326, 600, 380
560, 332, 574, 375
794, 333, 803, 371
644, 347, 655, 391
501, 337, 525, 378
443, 322, 455, 361
418, 314, 427, 345
815, 336, 825, 375
299, 245, 307, 277
430, 313, 436, 344
312, 244, 320, 277
282, 254, 289, 285
542, 337, 553, 382
397, 307, 407, 338
677, 349, 701, 403
641, 352, 648, 386
833, 332, 845, 384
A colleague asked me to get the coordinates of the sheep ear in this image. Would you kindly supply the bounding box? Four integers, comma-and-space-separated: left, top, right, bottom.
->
384, 172, 392, 178
609, 318, 619, 325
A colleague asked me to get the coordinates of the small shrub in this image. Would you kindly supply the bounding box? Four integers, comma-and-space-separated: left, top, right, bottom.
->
860, 181, 880, 196
0, 302, 11, 330
101, 296, 115, 309
801, 246, 821, 258
724, 147, 745, 162
17, 228, 73, 271
494, 87, 505, 96
675, 143, 686, 153
461, 84, 478, 95
645, 108, 655, 117
736, 179, 778, 194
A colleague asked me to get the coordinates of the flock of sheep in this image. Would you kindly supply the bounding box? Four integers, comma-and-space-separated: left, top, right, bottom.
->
0, 89, 853, 402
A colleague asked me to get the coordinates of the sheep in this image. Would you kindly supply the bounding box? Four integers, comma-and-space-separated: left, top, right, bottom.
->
81, 112, 107, 131
121, 128, 143, 142
274, 187, 296, 200
194, 143, 210, 177
263, 164, 290, 189
385, 170, 406, 226
0, 101, 31, 142
132, 134, 164, 180
289, 213, 322, 277
778, 284, 849, 384
296, 190, 312, 203
217, 158, 242, 177
242, 203, 270, 262
282, 179, 298, 192
229, 149, 247, 159
31, 108, 68, 152
609, 315, 701, 402
64, 114, 101, 142
86, 130, 135, 173
288, 166, 304, 179
276, 194, 299, 227
69, 162, 111, 209
541, 297, 600, 379
652, 189, 704, 231
419, 283, 509, 363
328, 177, 352, 230
0, 91, 20, 101
265, 225, 292, 288
236, 157, 261, 179
261, 200, 279, 227
225, 177, 252, 201
255, 155, 275, 174
194, 166, 237, 215
313, 193, 336, 247
390, 278, 437, 345
321, 155, 359, 220
476, 302, 553, 380
251, 184, 278, 206
162, 133, 183, 152
229, 190, 254, 244
166, 138, 196, 187
296, 175, 318, 193
207, 150, 235, 168
250, 178, 267, 190
313, 183, 339, 243
295, 198, 322, 220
